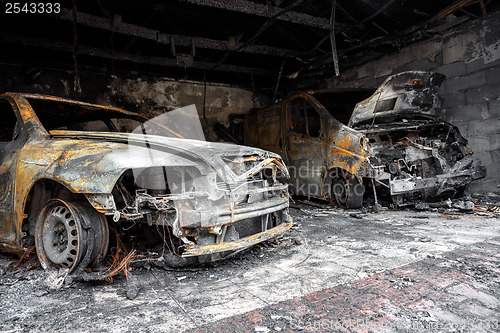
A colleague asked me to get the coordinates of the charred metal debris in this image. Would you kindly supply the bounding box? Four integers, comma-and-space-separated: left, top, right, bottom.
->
350, 71, 486, 206
0, 93, 292, 277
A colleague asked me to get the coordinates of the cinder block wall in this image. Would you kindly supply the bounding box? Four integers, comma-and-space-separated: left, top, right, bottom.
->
325, 11, 500, 193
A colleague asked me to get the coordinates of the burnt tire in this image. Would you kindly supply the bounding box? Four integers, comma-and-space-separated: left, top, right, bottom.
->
35, 199, 109, 273
71, 202, 109, 266
333, 174, 364, 209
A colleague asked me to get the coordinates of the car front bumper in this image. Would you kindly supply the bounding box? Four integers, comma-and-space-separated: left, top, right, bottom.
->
182, 211, 292, 257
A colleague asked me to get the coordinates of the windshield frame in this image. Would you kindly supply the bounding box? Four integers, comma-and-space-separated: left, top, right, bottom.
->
24, 94, 184, 138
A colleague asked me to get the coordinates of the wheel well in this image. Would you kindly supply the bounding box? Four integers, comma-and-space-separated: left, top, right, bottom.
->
22, 179, 84, 247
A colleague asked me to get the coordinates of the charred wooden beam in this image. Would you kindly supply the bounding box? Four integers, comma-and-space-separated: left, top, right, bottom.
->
0, 33, 274, 76
479, 0, 487, 16
412, 9, 432, 18
180, 0, 340, 30
435, 0, 476, 19
48, 8, 299, 58
371, 22, 390, 36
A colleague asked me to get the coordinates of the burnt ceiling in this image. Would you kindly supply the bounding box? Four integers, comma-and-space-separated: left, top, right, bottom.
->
0, 0, 498, 92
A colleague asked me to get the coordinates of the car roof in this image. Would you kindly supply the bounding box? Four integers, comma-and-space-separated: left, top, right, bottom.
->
2, 92, 137, 116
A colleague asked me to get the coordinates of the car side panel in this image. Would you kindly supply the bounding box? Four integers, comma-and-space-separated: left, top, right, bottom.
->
0, 140, 21, 246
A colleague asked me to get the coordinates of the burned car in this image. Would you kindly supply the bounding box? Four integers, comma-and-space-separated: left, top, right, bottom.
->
245, 92, 379, 208
349, 71, 486, 205
0, 93, 292, 274
244, 71, 485, 208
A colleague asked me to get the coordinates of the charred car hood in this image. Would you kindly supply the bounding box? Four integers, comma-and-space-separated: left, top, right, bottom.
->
49, 130, 277, 162
31, 130, 285, 193
349, 71, 445, 128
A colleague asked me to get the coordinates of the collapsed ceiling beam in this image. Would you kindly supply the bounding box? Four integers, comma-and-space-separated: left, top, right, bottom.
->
48, 8, 299, 58
180, 0, 337, 30
0, 33, 274, 76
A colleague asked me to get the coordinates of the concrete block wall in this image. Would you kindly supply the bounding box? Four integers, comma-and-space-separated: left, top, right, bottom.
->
325, 11, 500, 193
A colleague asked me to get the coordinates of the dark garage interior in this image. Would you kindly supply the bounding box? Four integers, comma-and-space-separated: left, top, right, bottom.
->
0, 1, 499, 332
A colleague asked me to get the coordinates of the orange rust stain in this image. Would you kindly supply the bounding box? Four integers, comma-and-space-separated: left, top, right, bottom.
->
183, 219, 292, 256
328, 133, 370, 176
1, 93, 130, 249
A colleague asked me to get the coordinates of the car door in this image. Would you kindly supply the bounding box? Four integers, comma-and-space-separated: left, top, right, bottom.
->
0, 98, 24, 245
285, 95, 326, 197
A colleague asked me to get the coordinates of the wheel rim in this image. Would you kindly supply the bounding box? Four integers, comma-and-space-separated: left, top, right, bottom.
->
36, 200, 86, 272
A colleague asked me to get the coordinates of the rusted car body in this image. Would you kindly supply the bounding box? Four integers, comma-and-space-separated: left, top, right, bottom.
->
349, 71, 485, 205
244, 92, 381, 208
0, 93, 292, 273
244, 71, 485, 207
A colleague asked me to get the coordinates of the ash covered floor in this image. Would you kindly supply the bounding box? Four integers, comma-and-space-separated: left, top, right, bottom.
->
0, 205, 499, 332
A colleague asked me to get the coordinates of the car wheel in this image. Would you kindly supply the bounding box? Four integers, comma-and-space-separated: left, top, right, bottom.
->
333, 174, 364, 209
35, 199, 109, 273
72, 201, 109, 266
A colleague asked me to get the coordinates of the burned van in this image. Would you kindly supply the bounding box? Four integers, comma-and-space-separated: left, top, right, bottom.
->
244, 92, 380, 208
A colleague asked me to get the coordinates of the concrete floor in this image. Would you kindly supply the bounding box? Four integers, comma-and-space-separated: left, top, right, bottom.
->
0, 205, 499, 332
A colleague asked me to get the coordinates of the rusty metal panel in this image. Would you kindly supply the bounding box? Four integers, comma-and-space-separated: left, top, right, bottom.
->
183, 215, 292, 257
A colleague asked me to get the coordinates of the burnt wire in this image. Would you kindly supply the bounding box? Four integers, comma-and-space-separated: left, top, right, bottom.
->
153, 215, 181, 258
71, 0, 81, 92
202, 70, 207, 120
153, 215, 168, 257
330, 0, 340, 77
273, 58, 288, 103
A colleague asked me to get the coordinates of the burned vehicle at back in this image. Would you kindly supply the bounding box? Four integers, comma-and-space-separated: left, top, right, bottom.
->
349, 71, 486, 205
0, 93, 292, 274
244, 91, 379, 208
